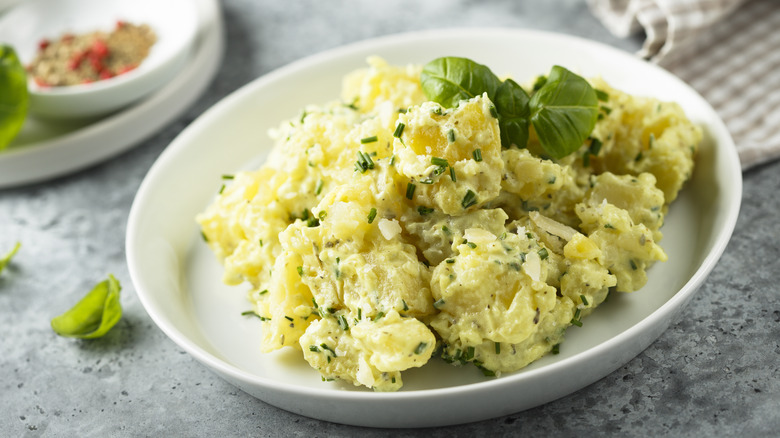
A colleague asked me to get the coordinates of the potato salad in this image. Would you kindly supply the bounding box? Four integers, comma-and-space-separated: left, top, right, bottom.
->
197, 56, 700, 391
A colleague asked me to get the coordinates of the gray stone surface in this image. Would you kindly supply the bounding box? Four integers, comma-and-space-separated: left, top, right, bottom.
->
1, 0, 778, 436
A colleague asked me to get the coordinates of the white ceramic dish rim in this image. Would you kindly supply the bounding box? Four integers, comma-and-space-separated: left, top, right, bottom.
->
0, 0, 223, 188
127, 27, 741, 425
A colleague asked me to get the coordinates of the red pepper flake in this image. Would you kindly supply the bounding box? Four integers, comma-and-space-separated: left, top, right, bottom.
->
34, 77, 50, 88
38, 39, 50, 50
99, 70, 113, 80
116, 20, 126, 29
92, 39, 109, 58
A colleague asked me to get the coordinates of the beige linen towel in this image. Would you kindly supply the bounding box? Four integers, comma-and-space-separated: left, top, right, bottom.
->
588, 0, 780, 170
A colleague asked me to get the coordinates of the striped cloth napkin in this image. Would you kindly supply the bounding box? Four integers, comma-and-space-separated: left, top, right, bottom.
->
588, 0, 780, 170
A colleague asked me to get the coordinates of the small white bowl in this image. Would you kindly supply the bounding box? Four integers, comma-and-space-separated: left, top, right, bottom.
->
0, 0, 198, 119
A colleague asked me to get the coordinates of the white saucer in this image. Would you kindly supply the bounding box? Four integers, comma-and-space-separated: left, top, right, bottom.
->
0, 0, 224, 189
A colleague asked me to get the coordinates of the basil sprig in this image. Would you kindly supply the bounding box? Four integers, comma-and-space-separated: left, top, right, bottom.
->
421, 57, 598, 159
51, 275, 122, 339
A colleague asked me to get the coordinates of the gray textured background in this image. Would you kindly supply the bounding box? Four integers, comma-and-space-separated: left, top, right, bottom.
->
1, 0, 778, 436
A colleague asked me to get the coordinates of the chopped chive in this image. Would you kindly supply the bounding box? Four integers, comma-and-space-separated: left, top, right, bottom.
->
222, 174, 234, 180
417, 205, 434, 215
580, 294, 589, 306
297, 266, 304, 277
258, 239, 263, 247
373, 311, 385, 322
447, 129, 456, 143
389, 155, 396, 166
630, 259, 638, 270
433, 298, 446, 309
219, 184, 225, 194
320, 343, 336, 356
360, 135, 378, 144
538, 248, 549, 260
393, 123, 405, 138
552, 344, 560, 354
357, 308, 362, 319
431, 106, 443, 116
284, 315, 294, 321
309, 345, 320, 352
548, 176, 557, 184
414, 342, 428, 355
259, 289, 268, 295
465, 241, 477, 249
495, 342, 501, 354
449, 166, 457, 182
367, 207, 377, 224
595, 89, 609, 101
461, 190, 477, 209
600, 105, 612, 115
635, 151, 643, 161
446, 259, 455, 264
649, 133, 656, 148
337, 314, 349, 331
442, 225, 451, 235
318, 210, 327, 221
589, 138, 602, 156
472, 148, 483, 162
402, 299, 408, 311
315, 179, 324, 195
570, 318, 583, 327
420, 178, 435, 185
201, 231, 209, 242
431, 156, 448, 167
406, 182, 416, 199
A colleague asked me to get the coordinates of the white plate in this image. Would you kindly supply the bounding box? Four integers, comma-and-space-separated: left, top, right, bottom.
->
0, 0, 223, 188
126, 28, 741, 427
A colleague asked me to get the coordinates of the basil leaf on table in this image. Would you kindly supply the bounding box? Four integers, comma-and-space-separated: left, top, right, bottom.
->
0, 242, 21, 274
0, 45, 29, 151
494, 79, 531, 149
529, 65, 599, 159
51, 275, 122, 339
421, 57, 502, 108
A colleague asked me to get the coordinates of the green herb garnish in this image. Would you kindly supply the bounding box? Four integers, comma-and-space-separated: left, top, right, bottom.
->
360, 135, 378, 144
0, 242, 20, 274
50, 275, 122, 339
406, 182, 416, 199
421, 58, 598, 158
367, 207, 377, 224
417, 205, 434, 215
461, 189, 477, 209
472, 148, 483, 162
431, 156, 448, 167
0, 45, 29, 150
393, 123, 405, 138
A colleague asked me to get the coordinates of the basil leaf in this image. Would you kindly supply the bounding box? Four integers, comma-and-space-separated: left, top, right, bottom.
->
421, 57, 502, 108
529, 66, 598, 159
0, 241, 21, 274
494, 79, 531, 149
51, 275, 122, 339
0, 45, 29, 150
